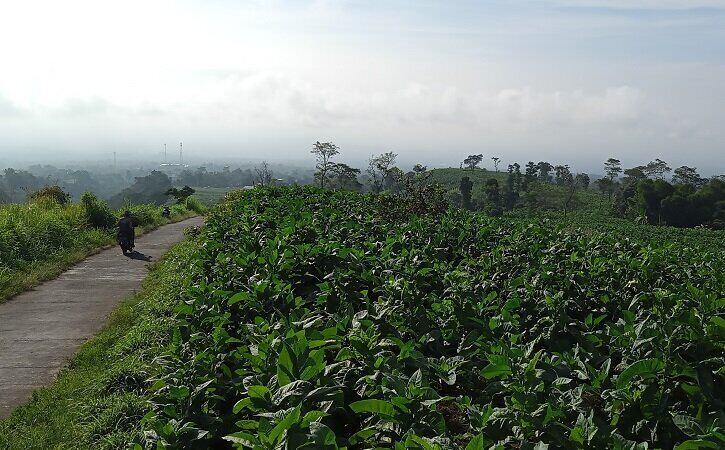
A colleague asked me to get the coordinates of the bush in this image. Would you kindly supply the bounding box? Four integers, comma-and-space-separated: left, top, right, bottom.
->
81, 192, 116, 229
27, 185, 71, 205
125, 204, 163, 228
184, 195, 205, 214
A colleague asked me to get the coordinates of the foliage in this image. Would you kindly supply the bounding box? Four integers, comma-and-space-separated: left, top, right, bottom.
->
367, 152, 398, 194
463, 154, 483, 171
604, 158, 622, 181
143, 186, 725, 449
109, 171, 173, 208
27, 185, 72, 205
255, 162, 274, 187
459, 177, 473, 210
184, 196, 206, 215
621, 178, 725, 229
327, 163, 363, 192
312, 142, 341, 189
82, 192, 117, 228
166, 186, 196, 204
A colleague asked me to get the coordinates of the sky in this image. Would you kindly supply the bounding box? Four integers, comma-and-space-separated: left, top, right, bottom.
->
0, 0, 723, 174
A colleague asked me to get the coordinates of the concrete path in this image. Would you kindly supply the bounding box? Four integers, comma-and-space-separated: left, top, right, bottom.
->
0, 216, 204, 419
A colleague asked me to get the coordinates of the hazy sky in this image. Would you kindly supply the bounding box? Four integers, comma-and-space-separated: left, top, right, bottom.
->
0, 0, 724, 173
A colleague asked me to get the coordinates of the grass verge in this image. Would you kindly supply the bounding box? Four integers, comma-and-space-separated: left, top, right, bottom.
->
0, 240, 197, 449
0, 211, 197, 304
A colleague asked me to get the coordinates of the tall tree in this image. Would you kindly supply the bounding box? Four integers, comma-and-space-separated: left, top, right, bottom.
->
463, 154, 483, 171
537, 162, 553, 182
554, 165, 570, 186
623, 166, 647, 183
328, 163, 362, 191
412, 164, 427, 174
596, 177, 615, 200
485, 178, 502, 216
367, 152, 398, 193
604, 158, 622, 181
575, 173, 590, 189
558, 166, 576, 218
504, 165, 520, 209
523, 161, 538, 190
672, 166, 704, 187
311, 141, 340, 188
643, 158, 671, 180
254, 161, 274, 187
491, 157, 501, 172
459, 176, 473, 210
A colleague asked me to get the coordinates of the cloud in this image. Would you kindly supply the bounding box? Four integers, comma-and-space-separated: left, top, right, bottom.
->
0, 94, 24, 118
552, 1, 725, 9
193, 73, 650, 132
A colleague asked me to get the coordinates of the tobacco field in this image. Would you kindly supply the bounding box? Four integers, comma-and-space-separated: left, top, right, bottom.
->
144, 186, 724, 449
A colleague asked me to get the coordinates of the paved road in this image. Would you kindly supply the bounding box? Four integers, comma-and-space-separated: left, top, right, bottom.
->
0, 217, 204, 419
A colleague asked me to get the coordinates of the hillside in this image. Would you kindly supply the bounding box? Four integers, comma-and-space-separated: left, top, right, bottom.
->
5, 186, 721, 448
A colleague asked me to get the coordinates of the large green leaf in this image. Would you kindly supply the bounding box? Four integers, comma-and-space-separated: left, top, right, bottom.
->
349, 399, 397, 418
616, 358, 665, 389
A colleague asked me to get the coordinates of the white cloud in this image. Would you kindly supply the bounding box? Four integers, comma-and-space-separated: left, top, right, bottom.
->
553, 1, 725, 9
0, 95, 24, 118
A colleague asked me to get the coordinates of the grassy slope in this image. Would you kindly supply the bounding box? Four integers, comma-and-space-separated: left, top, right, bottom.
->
188, 186, 237, 206
0, 210, 197, 305
0, 241, 196, 449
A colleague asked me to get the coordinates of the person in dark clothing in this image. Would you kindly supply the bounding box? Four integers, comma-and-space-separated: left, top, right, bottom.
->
117, 211, 135, 254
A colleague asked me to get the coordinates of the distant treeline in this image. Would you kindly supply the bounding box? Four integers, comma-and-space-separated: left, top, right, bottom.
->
0, 166, 146, 203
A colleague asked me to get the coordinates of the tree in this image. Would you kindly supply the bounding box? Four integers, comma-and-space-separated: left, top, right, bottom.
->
575, 173, 590, 190
636, 178, 675, 224
554, 165, 570, 186
254, 161, 274, 187
537, 162, 553, 182
604, 158, 622, 181
623, 166, 647, 183
491, 157, 501, 172
367, 152, 397, 193
109, 171, 172, 207
463, 154, 483, 171
412, 164, 427, 174
165, 185, 195, 203
595, 177, 615, 201
27, 185, 71, 205
523, 161, 538, 191
329, 163, 362, 191
504, 165, 520, 209
642, 158, 671, 180
311, 141, 340, 188
558, 166, 576, 218
484, 178, 502, 216
672, 166, 704, 187
459, 176, 473, 210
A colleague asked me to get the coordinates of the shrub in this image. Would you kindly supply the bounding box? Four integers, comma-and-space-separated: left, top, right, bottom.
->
184, 195, 205, 214
124, 204, 162, 228
27, 185, 71, 205
81, 192, 116, 229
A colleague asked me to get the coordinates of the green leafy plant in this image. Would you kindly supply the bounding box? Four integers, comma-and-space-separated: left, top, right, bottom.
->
142, 186, 724, 449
